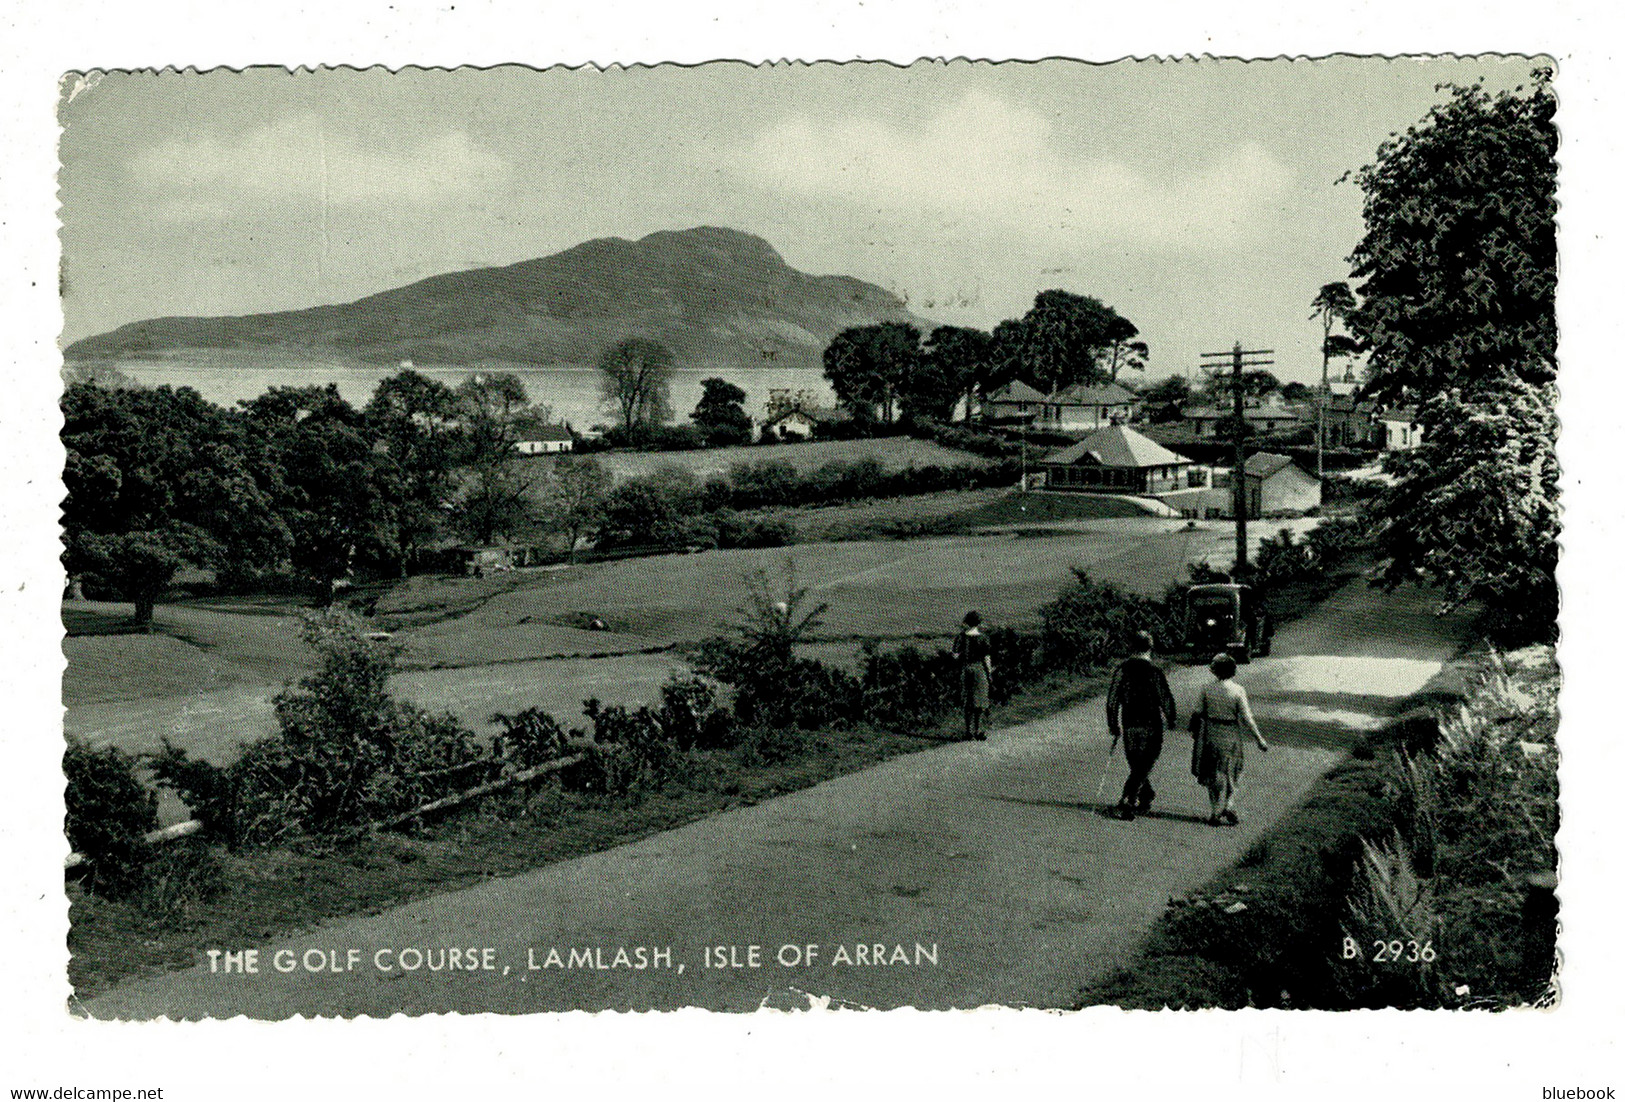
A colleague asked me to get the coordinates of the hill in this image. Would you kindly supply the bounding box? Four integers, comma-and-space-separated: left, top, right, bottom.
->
65, 226, 933, 372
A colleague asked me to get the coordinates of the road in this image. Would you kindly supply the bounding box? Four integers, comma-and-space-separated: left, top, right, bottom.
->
80, 578, 1472, 1018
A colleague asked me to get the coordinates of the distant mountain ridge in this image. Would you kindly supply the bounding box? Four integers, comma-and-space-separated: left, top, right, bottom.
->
66, 226, 934, 373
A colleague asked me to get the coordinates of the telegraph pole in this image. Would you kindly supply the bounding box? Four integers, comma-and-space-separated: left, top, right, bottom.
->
1199, 342, 1274, 575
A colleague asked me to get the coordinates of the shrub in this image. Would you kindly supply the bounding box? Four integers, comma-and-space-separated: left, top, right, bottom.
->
491, 706, 575, 768
596, 467, 714, 550
151, 610, 492, 847
985, 625, 1045, 703
1040, 570, 1170, 672
735, 722, 813, 765
65, 738, 159, 897
1305, 514, 1370, 570
861, 643, 956, 729
1254, 527, 1322, 587
715, 511, 796, 549
133, 839, 225, 921
737, 658, 863, 730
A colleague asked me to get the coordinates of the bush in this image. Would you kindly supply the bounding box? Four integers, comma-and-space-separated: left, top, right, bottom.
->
596, 467, 715, 550
735, 722, 814, 765
65, 738, 159, 897
656, 675, 736, 751
1040, 570, 1170, 672
737, 658, 863, 730
151, 611, 492, 847
491, 706, 575, 768
1254, 527, 1322, 587
861, 643, 957, 729
715, 511, 796, 549
986, 625, 1046, 703
1305, 514, 1370, 570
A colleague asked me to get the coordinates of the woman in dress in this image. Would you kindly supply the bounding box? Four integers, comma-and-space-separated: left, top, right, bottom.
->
1194, 652, 1269, 825
953, 611, 993, 741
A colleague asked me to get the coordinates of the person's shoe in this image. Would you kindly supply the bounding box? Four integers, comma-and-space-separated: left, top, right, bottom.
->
1114, 803, 1136, 821
1220, 809, 1240, 825
1207, 814, 1222, 827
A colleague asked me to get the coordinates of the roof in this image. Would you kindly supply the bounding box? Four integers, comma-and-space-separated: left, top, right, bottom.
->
1044, 424, 1192, 469
986, 380, 1047, 403
1050, 381, 1138, 406
513, 420, 573, 441
1243, 452, 1305, 480
1380, 407, 1419, 422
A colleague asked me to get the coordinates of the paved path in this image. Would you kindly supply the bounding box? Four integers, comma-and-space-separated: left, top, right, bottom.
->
81, 580, 1472, 1018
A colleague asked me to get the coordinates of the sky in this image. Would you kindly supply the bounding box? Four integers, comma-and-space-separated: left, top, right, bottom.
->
57, 57, 1549, 385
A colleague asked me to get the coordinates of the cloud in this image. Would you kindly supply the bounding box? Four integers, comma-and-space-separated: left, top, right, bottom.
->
724, 91, 1295, 248
129, 115, 510, 215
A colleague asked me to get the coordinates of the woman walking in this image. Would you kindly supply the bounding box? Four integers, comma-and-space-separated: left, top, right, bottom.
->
953, 611, 993, 741
1193, 652, 1268, 825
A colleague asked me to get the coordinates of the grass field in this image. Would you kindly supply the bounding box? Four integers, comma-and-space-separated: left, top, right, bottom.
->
372, 516, 1255, 654
528, 435, 991, 483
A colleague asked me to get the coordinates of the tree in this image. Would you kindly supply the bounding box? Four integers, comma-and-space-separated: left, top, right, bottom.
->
923, 325, 997, 420
1371, 378, 1558, 642
822, 323, 921, 423
1348, 72, 1559, 643
1201, 367, 1280, 405
238, 384, 393, 602
1310, 281, 1359, 386
691, 377, 753, 445
598, 338, 675, 435
1099, 314, 1150, 381
449, 373, 543, 546
1345, 73, 1556, 409
1010, 290, 1117, 393
62, 382, 289, 625
543, 455, 613, 562
1281, 381, 1312, 403
1139, 375, 1192, 423
365, 370, 461, 569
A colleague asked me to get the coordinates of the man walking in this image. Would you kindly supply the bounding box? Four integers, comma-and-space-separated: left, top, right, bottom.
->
1105, 630, 1177, 820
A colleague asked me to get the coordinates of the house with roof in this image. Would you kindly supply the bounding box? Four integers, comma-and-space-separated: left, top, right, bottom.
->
1040, 381, 1140, 432
982, 380, 1048, 425
512, 418, 574, 454
762, 405, 851, 441
1379, 408, 1423, 450
1180, 404, 1305, 439
984, 380, 1140, 432
1322, 394, 1382, 447
1239, 452, 1321, 517
1040, 424, 1198, 496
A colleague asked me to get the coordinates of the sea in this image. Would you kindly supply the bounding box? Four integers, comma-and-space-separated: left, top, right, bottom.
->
81, 351, 837, 431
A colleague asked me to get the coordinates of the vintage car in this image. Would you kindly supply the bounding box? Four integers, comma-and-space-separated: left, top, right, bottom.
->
1184, 582, 1273, 663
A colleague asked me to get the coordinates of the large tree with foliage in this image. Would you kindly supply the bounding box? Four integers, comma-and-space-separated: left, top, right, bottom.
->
1347, 72, 1558, 643
542, 455, 613, 562
822, 322, 921, 423
1099, 314, 1150, 382
922, 325, 997, 421
598, 338, 675, 434
365, 369, 461, 568
448, 373, 542, 545
238, 385, 394, 602
1007, 290, 1120, 393
691, 377, 753, 445
1372, 378, 1559, 641
1346, 72, 1556, 407
62, 383, 289, 625
1139, 375, 1192, 423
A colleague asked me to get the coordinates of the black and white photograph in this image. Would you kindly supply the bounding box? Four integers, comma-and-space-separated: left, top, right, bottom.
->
54, 54, 1562, 1019
3, 2, 1621, 1096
